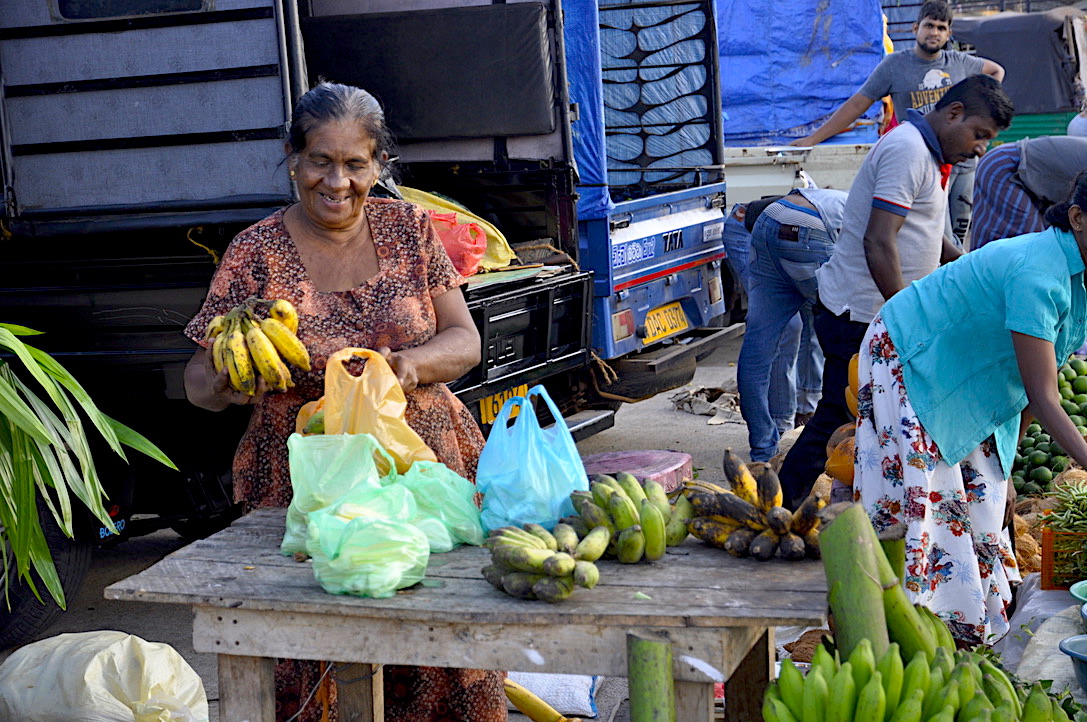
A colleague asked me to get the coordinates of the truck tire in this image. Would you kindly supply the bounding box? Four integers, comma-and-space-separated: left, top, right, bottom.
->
0, 500, 93, 650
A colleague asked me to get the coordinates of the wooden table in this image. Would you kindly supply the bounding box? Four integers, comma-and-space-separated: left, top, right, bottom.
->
105, 509, 827, 721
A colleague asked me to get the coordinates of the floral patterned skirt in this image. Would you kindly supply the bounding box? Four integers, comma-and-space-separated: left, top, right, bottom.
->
854, 316, 1020, 645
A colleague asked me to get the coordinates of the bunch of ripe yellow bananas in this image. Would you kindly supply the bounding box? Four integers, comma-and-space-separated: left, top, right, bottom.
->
565, 472, 690, 564
203, 297, 311, 395
481, 522, 605, 603
682, 451, 826, 561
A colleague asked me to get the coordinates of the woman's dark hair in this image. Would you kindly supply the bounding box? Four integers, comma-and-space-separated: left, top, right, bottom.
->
1043, 170, 1087, 230
918, 0, 952, 24
934, 75, 1014, 130
287, 81, 395, 160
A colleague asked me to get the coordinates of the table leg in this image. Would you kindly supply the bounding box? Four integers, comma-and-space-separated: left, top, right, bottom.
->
336, 663, 384, 722
218, 654, 275, 722
724, 627, 774, 722
675, 680, 716, 722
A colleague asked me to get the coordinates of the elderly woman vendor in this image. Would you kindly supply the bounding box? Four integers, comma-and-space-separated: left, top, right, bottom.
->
183, 82, 503, 720
853, 171, 1087, 647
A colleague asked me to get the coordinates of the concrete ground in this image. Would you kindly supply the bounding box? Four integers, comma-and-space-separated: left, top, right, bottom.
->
0, 334, 751, 721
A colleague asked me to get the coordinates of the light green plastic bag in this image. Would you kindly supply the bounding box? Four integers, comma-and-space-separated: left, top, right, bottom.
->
391, 461, 485, 552
305, 513, 429, 598
281, 432, 392, 555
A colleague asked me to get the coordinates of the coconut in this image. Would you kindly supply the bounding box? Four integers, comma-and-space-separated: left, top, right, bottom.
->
1052, 467, 1087, 491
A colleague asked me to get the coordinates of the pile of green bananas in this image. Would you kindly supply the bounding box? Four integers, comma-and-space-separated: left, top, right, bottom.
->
764, 609, 1075, 722
204, 296, 310, 395
480, 522, 606, 603
683, 451, 826, 561
565, 472, 690, 564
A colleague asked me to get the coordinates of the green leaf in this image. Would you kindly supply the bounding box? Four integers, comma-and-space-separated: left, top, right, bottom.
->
0, 323, 44, 336
102, 414, 177, 471
0, 373, 52, 444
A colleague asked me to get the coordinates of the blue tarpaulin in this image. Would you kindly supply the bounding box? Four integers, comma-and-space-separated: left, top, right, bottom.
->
716, 0, 885, 146
565, 0, 615, 220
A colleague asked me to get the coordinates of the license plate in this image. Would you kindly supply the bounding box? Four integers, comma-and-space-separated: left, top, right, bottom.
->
479, 384, 528, 425
642, 301, 689, 345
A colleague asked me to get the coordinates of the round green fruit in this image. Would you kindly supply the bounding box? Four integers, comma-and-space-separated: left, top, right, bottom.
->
1062, 400, 1080, 416
1051, 456, 1069, 472
1020, 437, 1036, 449
1027, 423, 1042, 435
1071, 358, 1087, 375
1030, 466, 1054, 483
1023, 481, 1044, 496
1061, 386, 1075, 400
1073, 376, 1087, 394
1062, 366, 1078, 382
1028, 450, 1050, 466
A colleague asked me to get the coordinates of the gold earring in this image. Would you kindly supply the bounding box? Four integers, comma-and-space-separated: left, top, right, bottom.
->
289, 170, 296, 179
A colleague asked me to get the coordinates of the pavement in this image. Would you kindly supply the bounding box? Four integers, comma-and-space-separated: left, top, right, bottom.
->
0, 333, 752, 721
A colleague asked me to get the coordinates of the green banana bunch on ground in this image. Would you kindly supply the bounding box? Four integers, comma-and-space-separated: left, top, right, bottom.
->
481, 523, 600, 602
762, 611, 1082, 722
564, 472, 690, 564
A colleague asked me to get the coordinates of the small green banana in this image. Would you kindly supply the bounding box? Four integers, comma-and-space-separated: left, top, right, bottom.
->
801, 665, 828, 722
852, 670, 885, 722
875, 642, 903, 718
776, 658, 806, 721
824, 661, 856, 722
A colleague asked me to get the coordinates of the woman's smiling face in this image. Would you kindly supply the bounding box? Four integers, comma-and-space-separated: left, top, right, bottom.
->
291, 119, 381, 232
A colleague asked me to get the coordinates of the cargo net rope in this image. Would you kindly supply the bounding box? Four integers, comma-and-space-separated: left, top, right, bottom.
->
599, 0, 723, 202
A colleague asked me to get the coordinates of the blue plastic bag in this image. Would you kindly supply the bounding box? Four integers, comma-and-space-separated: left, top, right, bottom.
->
476, 385, 589, 531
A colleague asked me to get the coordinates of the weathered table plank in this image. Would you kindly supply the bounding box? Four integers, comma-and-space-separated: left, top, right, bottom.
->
105, 508, 828, 722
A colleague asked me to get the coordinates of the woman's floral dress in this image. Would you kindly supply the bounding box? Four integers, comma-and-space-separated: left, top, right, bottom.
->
853, 316, 1020, 646
184, 199, 504, 721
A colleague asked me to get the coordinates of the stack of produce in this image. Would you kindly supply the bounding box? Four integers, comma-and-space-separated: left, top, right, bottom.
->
683, 452, 826, 560
764, 503, 1082, 722
1040, 480, 1087, 586
563, 472, 691, 564
1011, 358, 1087, 495
203, 296, 310, 394
480, 522, 604, 603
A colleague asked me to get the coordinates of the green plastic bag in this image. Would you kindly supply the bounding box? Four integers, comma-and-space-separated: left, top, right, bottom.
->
392, 461, 485, 552
305, 513, 429, 598
281, 432, 392, 555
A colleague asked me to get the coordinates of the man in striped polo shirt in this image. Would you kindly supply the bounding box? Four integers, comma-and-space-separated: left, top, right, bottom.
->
970, 136, 1087, 250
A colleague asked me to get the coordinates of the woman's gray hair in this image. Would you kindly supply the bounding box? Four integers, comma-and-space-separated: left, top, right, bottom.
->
286, 81, 394, 159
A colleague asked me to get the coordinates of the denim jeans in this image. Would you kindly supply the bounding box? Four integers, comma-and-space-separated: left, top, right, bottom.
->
737, 210, 834, 461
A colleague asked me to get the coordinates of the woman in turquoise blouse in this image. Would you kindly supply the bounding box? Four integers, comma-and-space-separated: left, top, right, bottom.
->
853, 171, 1087, 646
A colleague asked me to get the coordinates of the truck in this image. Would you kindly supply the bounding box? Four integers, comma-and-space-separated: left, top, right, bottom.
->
0, 0, 733, 645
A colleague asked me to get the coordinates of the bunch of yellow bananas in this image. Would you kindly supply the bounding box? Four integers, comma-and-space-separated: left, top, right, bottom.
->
564, 471, 687, 565
681, 451, 826, 561
764, 614, 1071, 722
481, 522, 603, 603
204, 297, 311, 395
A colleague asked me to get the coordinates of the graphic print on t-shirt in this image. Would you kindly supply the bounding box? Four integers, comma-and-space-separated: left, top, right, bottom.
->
910, 69, 953, 113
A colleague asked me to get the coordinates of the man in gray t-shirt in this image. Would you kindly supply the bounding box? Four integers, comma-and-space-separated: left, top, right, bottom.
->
791, 1, 1004, 245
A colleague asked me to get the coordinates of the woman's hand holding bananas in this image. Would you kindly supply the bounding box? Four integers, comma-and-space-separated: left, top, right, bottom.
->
188, 297, 310, 410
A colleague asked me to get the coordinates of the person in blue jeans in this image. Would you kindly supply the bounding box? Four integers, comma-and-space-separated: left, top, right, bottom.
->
736, 188, 848, 463
724, 203, 809, 437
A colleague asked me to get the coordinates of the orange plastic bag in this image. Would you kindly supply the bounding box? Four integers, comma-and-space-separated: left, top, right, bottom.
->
427, 210, 487, 276
320, 348, 437, 475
